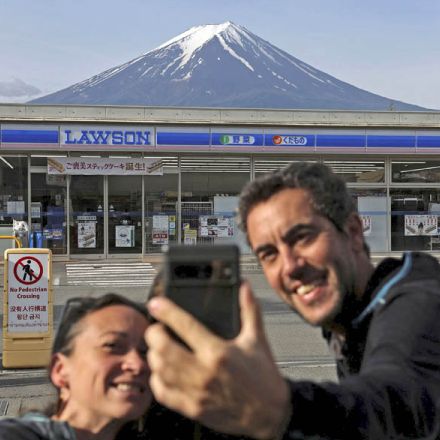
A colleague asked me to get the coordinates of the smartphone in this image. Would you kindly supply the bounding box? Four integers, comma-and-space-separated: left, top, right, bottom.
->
163, 244, 241, 340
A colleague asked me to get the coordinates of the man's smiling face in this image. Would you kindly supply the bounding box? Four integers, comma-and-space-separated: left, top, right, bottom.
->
247, 187, 361, 328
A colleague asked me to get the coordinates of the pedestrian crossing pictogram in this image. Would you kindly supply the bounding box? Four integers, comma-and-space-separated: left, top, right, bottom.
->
13, 256, 43, 285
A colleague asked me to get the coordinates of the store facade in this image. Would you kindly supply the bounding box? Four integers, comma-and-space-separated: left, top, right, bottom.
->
1, 104, 440, 258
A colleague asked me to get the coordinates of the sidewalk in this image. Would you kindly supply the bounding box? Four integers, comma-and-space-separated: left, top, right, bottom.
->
0, 253, 262, 417
0, 252, 411, 417
0, 256, 162, 417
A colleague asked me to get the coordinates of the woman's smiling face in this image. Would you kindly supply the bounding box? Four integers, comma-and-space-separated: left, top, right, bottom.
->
52, 304, 151, 427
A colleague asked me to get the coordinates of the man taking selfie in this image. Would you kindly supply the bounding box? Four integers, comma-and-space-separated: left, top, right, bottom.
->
146, 162, 440, 439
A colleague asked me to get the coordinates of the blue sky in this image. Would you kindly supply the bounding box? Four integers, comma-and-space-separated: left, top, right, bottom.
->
1, 0, 439, 108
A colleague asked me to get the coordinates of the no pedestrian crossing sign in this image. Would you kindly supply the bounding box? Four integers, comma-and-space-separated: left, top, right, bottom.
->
13, 256, 44, 285
6, 250, 51, 334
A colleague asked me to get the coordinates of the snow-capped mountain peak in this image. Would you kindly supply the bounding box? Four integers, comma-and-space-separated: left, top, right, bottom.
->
156, 22, 235, 51
31, 22, 426, 111
154, 22, 254, 75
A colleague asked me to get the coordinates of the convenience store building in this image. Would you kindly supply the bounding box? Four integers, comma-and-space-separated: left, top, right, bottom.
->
1, 103, 440, 259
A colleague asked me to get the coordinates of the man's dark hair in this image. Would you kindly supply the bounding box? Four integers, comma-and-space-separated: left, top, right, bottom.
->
238, 161, 357, 236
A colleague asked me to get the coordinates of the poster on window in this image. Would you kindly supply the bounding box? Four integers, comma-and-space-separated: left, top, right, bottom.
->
78, 222, 96, 248
7, 201, 25, 215
360, 215, 372, 236
184, 229, 197, 245
404, 215, 438, 236
115, 225, 135, 247
199, 216, 234, 237
152, 215, 169, 245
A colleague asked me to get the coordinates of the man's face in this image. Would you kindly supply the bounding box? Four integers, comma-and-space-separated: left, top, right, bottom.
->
247, 188, 361, 328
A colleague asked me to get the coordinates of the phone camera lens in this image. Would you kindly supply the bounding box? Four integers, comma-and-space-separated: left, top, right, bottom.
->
201, 264, 213, 279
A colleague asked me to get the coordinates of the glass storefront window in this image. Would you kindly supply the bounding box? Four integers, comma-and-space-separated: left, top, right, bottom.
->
254, 158, 315, 177
16, 152, 440, 256
31, 155, 67, 167
181, 157, 250, 251
350, 189, 388, 253
392, 160, 440, 183
391, 188, 440, 251
144, 157, 178, 253
325, 160, 385, 183
30, 173, 67, 254
0, 156, 28, 246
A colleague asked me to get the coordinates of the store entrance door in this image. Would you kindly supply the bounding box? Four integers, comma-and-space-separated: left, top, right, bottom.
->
107, 175, 142, 255
70, 175, 105, 256
70, 175, 142, 258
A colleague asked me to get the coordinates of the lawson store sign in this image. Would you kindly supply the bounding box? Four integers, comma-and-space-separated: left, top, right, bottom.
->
62, 126, 152, 146
2, 124, 440, 153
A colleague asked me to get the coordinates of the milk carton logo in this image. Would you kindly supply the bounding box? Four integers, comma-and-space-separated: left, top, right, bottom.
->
272, 135, 307, 146
220, 135, 255, 145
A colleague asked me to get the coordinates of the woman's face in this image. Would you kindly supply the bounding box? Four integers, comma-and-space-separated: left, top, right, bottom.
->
52, 305, 151, 426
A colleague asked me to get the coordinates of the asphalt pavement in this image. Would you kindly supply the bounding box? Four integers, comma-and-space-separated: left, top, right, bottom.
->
0, 256, 164, 417
0, 255, 337, 418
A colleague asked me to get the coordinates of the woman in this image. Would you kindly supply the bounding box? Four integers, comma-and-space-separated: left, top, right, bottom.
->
0, 293, 152, 440
0, 290, 249, 440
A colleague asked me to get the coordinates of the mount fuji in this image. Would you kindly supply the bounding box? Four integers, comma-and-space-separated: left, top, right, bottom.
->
31, 22, 425, 111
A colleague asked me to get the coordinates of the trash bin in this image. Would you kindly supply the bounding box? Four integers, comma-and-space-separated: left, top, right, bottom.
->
29, 232, 35, 248
35, 231, 43, 248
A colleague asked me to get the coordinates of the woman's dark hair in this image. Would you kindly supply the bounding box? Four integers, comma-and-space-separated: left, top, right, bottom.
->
53, 293, 149, 357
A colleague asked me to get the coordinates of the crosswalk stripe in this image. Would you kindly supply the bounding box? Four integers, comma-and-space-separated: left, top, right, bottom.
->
66, 262, 157, 286
68, 281, 153, 286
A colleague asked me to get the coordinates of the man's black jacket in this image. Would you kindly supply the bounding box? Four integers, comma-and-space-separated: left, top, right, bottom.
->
281, 252, 440, 439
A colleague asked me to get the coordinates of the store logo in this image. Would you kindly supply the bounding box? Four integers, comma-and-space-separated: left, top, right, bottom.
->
272, 135, 307, 146
64, 129, 151, 145
219, 135, 255, 145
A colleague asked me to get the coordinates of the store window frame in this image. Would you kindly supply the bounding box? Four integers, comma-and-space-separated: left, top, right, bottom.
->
341, 156, 388, 252
178, 154, 251, 250
391, 158, 440, 184
389, 156, 440, 254
30, 155, 69, 256
26, 151, 440, 256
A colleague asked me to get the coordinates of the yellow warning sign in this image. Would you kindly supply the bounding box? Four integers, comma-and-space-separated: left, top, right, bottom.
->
2, 248, 53, 368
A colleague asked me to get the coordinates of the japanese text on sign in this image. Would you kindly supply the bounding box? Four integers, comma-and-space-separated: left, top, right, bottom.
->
48, 157, 163, 176
199, 216, 234, 237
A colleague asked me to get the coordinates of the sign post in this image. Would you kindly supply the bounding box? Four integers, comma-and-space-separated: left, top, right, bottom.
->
2, 248, 53, 368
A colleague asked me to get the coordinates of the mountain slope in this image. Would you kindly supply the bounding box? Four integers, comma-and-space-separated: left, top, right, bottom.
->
31, 22, 425, 110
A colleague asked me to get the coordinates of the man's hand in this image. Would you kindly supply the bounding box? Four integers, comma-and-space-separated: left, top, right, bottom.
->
145, 281, 291, 440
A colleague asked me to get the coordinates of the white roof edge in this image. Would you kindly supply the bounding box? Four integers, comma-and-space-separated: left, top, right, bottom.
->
0, 103, 439, 128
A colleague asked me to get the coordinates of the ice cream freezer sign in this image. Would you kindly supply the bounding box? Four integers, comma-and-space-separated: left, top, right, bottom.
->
6, 252, 50, 333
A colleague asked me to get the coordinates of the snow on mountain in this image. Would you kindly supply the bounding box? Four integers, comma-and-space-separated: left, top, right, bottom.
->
31, 22, 426, 110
